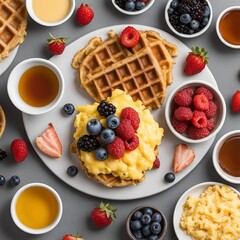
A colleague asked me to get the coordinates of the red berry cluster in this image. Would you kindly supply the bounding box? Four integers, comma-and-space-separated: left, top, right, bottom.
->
171, 86, 217, 139
107, 107, 140, 159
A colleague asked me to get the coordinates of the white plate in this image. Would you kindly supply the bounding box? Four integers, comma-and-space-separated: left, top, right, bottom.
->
0, 47, 18, 77
22, 24, 218, 200
173, 182, 240, 240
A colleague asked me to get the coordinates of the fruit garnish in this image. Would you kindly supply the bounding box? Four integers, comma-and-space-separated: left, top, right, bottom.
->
193, 94, 209, 111
91, 202, 117, 228
115, 118, 135, 140
76, 3, 94, 26
124, 134, 139, 151
9, 175, 20, 186
100, 129, 115, 144
153, 157, 160, 169
63, 103, 75, 115
205, 101, 217, 118
188, 126, 209, 139
95, 147, 108, 161
47, 33, 69, 55
195, 86, 213, 101
106, 115, 120, 129
164, 172, 175, 183
62, 234, 84, 240
0, 105, 6, 139
0, 175, 5, 186
174, 106, 193, 121
120, 26, 140, 48
36, 123, 62, 158
0, 149, 7, 161
10, 139, 28, 162
67, 166, 79, 177
184, 47, 208, 76
171, 117, 189, 134
173, 88, 193, 107
121, 107, 140, 131
107, 136, 125, 159
87, 119, 102, 136
231, 90, 240, 112
77, 135, 100, 152
97, 100, 116, 117
191, 111, 208, 128
173, 144, 195, 173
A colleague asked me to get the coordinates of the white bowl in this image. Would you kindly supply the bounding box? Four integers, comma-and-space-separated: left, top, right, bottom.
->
111, 0, 155, 15
165, 0, 213, 38
10, 183, 63, 235
26, 0, 75, 27
213, 130, 240, 184
165, 80, 226, 143
7, 58, 65, 115
216, 6, 240, 49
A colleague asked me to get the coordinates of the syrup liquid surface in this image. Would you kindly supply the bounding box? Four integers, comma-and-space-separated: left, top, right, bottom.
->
218, 136, 240, 177
219, 10, 240, 45
18, 66, 59, 107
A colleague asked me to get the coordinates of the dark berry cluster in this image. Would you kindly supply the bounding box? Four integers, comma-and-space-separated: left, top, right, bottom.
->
77, 135, 100, 152
115, 0, 148, 12
0, 149, 7, 161
97, 100, 116, 117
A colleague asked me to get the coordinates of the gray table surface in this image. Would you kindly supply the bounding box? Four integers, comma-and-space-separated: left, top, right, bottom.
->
1, 0, 240, 239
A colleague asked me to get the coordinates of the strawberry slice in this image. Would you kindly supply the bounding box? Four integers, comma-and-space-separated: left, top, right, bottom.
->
173, 144, 195, 173
36, 123, 62, 158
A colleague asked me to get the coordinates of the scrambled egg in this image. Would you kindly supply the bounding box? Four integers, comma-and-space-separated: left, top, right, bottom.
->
72, 89, 164, 181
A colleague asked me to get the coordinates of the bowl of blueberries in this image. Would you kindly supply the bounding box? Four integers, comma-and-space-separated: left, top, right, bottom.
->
112, 0, 155, 15
126, 206, 167, 240
165, 0, 212, 38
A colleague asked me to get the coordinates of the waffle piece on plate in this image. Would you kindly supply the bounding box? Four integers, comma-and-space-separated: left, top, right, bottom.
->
0, 105, 6, 138
0, 0, 27, 61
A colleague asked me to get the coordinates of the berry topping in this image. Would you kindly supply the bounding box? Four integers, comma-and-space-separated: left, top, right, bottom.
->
188, 126, 210, 139
153, 157, 160, 169
47, 33, 69, 55
63, 103, 75, 115
10, 175, 20, 186
193, 94, 209, 111
0, 149, 7, 161
121, 107, 140, 131
100, 129, 115, 144
95, 147, 108, 161
231, 90, 240, 112
205, 101, 217, 118
76, 3, 94, 26
174, 107, 193, 121
10, 139, 28, 162
164, 172, 175, 183
120, 26, 140, 48
207, 119, 215, 131
106, 115, 120, 129
173, 88, 193, 107
67, 166, 79, 177
171, 117, 189, 134
106, 137, 125, 159
97, 100, 116, 117
115, 118, 135, 140
195, 86, 214, 101
124, 134, 139, 151
77, 135, 100, 152
87, 119, 102, 136
0, 175, 5, 186
191, 110, 208, 128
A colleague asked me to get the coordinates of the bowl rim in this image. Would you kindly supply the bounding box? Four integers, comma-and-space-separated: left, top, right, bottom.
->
216, 6, 240, 49
212, 130, 240, 184
165, 0, 213, 38
164, 80, 226, 144
10, 182, 63, 235
111, 0, 155, 15
26, 0, 75, 27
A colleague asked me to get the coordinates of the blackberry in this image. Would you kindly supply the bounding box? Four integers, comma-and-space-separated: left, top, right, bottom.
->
0, 149, 7, 161
115, 0, 126, 9
77, 135, 100, 152
97, 100, 116, 117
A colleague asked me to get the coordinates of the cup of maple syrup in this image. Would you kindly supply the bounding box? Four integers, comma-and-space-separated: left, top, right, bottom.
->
7, 58, 65, 115
216, 6, 240, 49
212, 130, 240, 184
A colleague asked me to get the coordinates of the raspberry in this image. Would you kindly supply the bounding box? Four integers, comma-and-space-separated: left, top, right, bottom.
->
207, 119, 215, 131
191, 111, 208, 128
195, 87, 213, 101
184, 87, 194, 96
171, 117, 189, 134
193, 94, 209, 111
120, 26, 140, 48
205, 101, 217, 118
188, 126, 210, 139
173, 89, 193, 107
106, 137, 125, 159
153, 157, 160, 169
10, 139, 28, 162
115, 119, 135, 140
121, 107, 140, 131
124, 134, 139, 151
174, 107, 193, 121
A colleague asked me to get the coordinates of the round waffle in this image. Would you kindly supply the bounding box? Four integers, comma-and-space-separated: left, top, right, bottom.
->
0, 105, 6, 138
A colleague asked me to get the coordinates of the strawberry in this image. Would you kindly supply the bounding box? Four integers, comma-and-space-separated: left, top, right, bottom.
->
91, 202, 117, 228
184, 47, 208, 76
36, 123, 62, 158
231, 90, 240, 112
62, 234, 83, 240
76, 3, 94, 26
10, 139, 28, 162
47, 33, 69, 55
120, 26, 140, 48
173, 144, 195, 173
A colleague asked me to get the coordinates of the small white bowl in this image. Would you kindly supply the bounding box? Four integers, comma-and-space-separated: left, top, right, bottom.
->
213, 130, 240, 184
10, 183, 63, 235
165, 80, 226, 143
26, 0, 75, 27
111, 0, 155, 15
7, 58, 65, 115
216, 6, 240, 49
165, 0, 212, 38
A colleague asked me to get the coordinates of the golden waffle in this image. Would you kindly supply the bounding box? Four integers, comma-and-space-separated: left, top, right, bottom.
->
0, 105, 6, 138
0, 0, 27, 61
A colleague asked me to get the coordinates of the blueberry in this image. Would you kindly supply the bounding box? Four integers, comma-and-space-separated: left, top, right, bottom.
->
95, 147, 108, 161
10, 175, 20, 186
168, 7, 174, 15
132, 229, 144, 239
170, 0, 178, 9
142, 207, 153, 216
190, 20, 200, 30
180, 13, 192, 24
63, 103, 75, 115
150, 222, 161, 235
152, 213, 162, 223
202, 17, 209, 26
67, 165, 78, 177
164, 172, 175, 183
142, 224, 151, 236
130, 220, 142, 231
148, 234, 158, 240
203, 6, 210, 17
87, 119, 102, 136
106, 115, 120, 129
140, 213, 152, 225
125, 0, 135, 11
135, 1, 145, 10
133, 210, 142, 220
100, 129, 115, 144
0, 175, 5, 186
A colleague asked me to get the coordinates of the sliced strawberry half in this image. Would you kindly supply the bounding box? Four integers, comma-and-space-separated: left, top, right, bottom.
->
173, 144, 195, 173
36, 123, 62, 158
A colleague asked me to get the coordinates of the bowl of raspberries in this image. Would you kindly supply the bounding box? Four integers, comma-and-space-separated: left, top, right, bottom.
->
165, 80, 226, 143
165, 0, 212, 38
112, 0, 155, 15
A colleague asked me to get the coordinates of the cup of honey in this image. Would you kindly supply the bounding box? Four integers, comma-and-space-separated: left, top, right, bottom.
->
212, 130, 240, 184
216, 6, 240, 49
10, 183, 63, 234
7, 58, 65, 115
